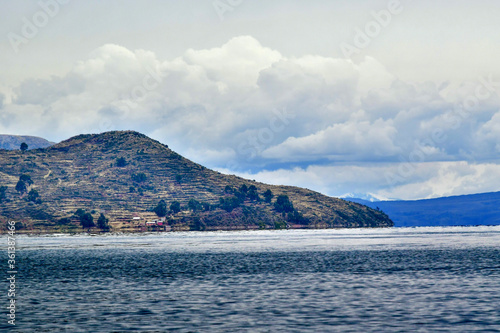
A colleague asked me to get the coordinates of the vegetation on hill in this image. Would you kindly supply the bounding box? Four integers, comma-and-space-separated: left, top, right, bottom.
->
0, 131, 393, 232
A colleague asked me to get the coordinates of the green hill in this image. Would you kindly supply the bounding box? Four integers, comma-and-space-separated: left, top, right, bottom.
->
0, 131, 393, 232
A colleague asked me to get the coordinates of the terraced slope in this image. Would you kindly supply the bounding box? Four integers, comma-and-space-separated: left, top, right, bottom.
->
0, 131, 393, 232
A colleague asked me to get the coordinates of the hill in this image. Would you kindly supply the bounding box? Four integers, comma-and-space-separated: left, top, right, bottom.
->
346, 193, 500, 227
0, 131, 393, 232
0, 134, 55, 150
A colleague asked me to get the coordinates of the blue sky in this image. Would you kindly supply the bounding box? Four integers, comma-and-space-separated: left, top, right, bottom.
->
1, 0, 500, 200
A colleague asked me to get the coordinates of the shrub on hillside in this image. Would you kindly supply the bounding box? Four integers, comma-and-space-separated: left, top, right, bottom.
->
219, 196, 240, 212
131, 172, 147, 183
274, 195, 294, 213
116, 157, 127, 167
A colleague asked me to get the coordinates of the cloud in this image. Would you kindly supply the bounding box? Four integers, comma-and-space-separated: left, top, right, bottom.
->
262, 118, 400, 161
2, 36, 500, 199
227, 161, 500, 201
184, 36, 282, 89
471, 112, 500, 158
377, 162, 500, 200
14, 74, 85, 106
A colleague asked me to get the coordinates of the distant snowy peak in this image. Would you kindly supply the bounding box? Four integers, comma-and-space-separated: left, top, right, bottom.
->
340, 193, 381, 202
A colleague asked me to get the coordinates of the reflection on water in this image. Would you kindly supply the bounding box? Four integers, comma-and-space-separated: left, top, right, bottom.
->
2, 227, 500, 332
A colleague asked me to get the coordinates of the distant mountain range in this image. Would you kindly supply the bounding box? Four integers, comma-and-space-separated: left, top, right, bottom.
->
0, 131, 392, 232
0, 135, 55, 150
346, 192, 500, 227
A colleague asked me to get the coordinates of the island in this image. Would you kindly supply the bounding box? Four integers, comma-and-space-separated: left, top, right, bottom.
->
0, 131, 393, 233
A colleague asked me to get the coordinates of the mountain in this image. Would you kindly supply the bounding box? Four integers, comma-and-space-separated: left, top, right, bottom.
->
0, 134, 55, 150
341, 193, 381, 202
0, 131, 392, 232
346, 192, 500, 227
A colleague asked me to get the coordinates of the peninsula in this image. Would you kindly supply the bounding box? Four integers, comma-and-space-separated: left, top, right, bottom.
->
0, 131, 393, 232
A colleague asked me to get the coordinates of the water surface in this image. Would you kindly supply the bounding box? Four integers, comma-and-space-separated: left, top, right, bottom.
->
2, 227, 500, 332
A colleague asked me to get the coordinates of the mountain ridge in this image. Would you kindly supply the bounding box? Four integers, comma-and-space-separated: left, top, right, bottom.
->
0, 134, 55, 150
0, 131, 393, 232
346, 192, 500, 227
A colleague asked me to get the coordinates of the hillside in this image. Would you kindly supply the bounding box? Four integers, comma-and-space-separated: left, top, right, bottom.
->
0, 131, 392, 232
347, 193, 500, 227
0, 134, 55, 150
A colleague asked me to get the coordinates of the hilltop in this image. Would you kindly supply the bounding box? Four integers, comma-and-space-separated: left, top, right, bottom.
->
0, 134, 55, 150
0, 131, 392, 232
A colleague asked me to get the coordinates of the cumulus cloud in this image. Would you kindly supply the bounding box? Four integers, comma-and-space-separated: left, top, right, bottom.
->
377, 162, 500, 200
2, 36, 500, 199
184, 36, 282, 89
14, 74, 85, 106
227, 161, 500, 201
262, 118, 400, 161
477, 112, 500, 154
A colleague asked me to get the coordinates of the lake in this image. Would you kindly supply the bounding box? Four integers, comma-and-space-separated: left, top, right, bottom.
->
2, 226, 500, 332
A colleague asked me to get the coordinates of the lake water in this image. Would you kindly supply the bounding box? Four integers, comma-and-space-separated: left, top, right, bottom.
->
2, 226, 500, 332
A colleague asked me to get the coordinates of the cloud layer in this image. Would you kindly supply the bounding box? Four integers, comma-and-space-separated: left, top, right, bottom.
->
2, 36, 500, 199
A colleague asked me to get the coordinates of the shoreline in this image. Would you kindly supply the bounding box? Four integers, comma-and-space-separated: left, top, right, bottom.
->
2, 224, 498, 237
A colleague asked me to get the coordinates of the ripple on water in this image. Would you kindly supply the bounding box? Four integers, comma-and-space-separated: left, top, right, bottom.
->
2, 227, 500, 332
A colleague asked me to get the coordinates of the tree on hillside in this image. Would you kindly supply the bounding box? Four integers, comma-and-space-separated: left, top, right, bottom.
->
17, 174, 34, 196
116, 157, 127, 167
19, 174, 33, 186
153, 200, 167, 217
263, 189, 273, 203
287, 210, 309, 225
20, 142, 28, 152
239, 184, 248, 194
75, 208, 86, 217
247, 185, 260, 201
57, 217, 71, 225
80, 213, 95, 229
219, 196, 240, 212
97, 213, 110, 230
27, 189, 41, 204
188, 199, 202, 212
15, 180, 27, 194
202, 202, 212, 211
131, 172, 147, 183
170, 201, 181, 214
233, 189, 246, 203
274, 195, 294, 213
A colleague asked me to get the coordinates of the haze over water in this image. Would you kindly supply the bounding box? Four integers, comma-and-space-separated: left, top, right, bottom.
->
4, 226, 500, 332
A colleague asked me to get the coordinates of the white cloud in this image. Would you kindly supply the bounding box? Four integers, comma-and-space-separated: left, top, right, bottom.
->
262, 118, 400, 161
227, 161, 500, 201
184, 36, 282, 89
377, 162, 500, 200
2, 36, 500, 199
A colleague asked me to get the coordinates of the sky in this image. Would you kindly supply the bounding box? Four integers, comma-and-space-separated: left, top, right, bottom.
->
1, 0, 500, 200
